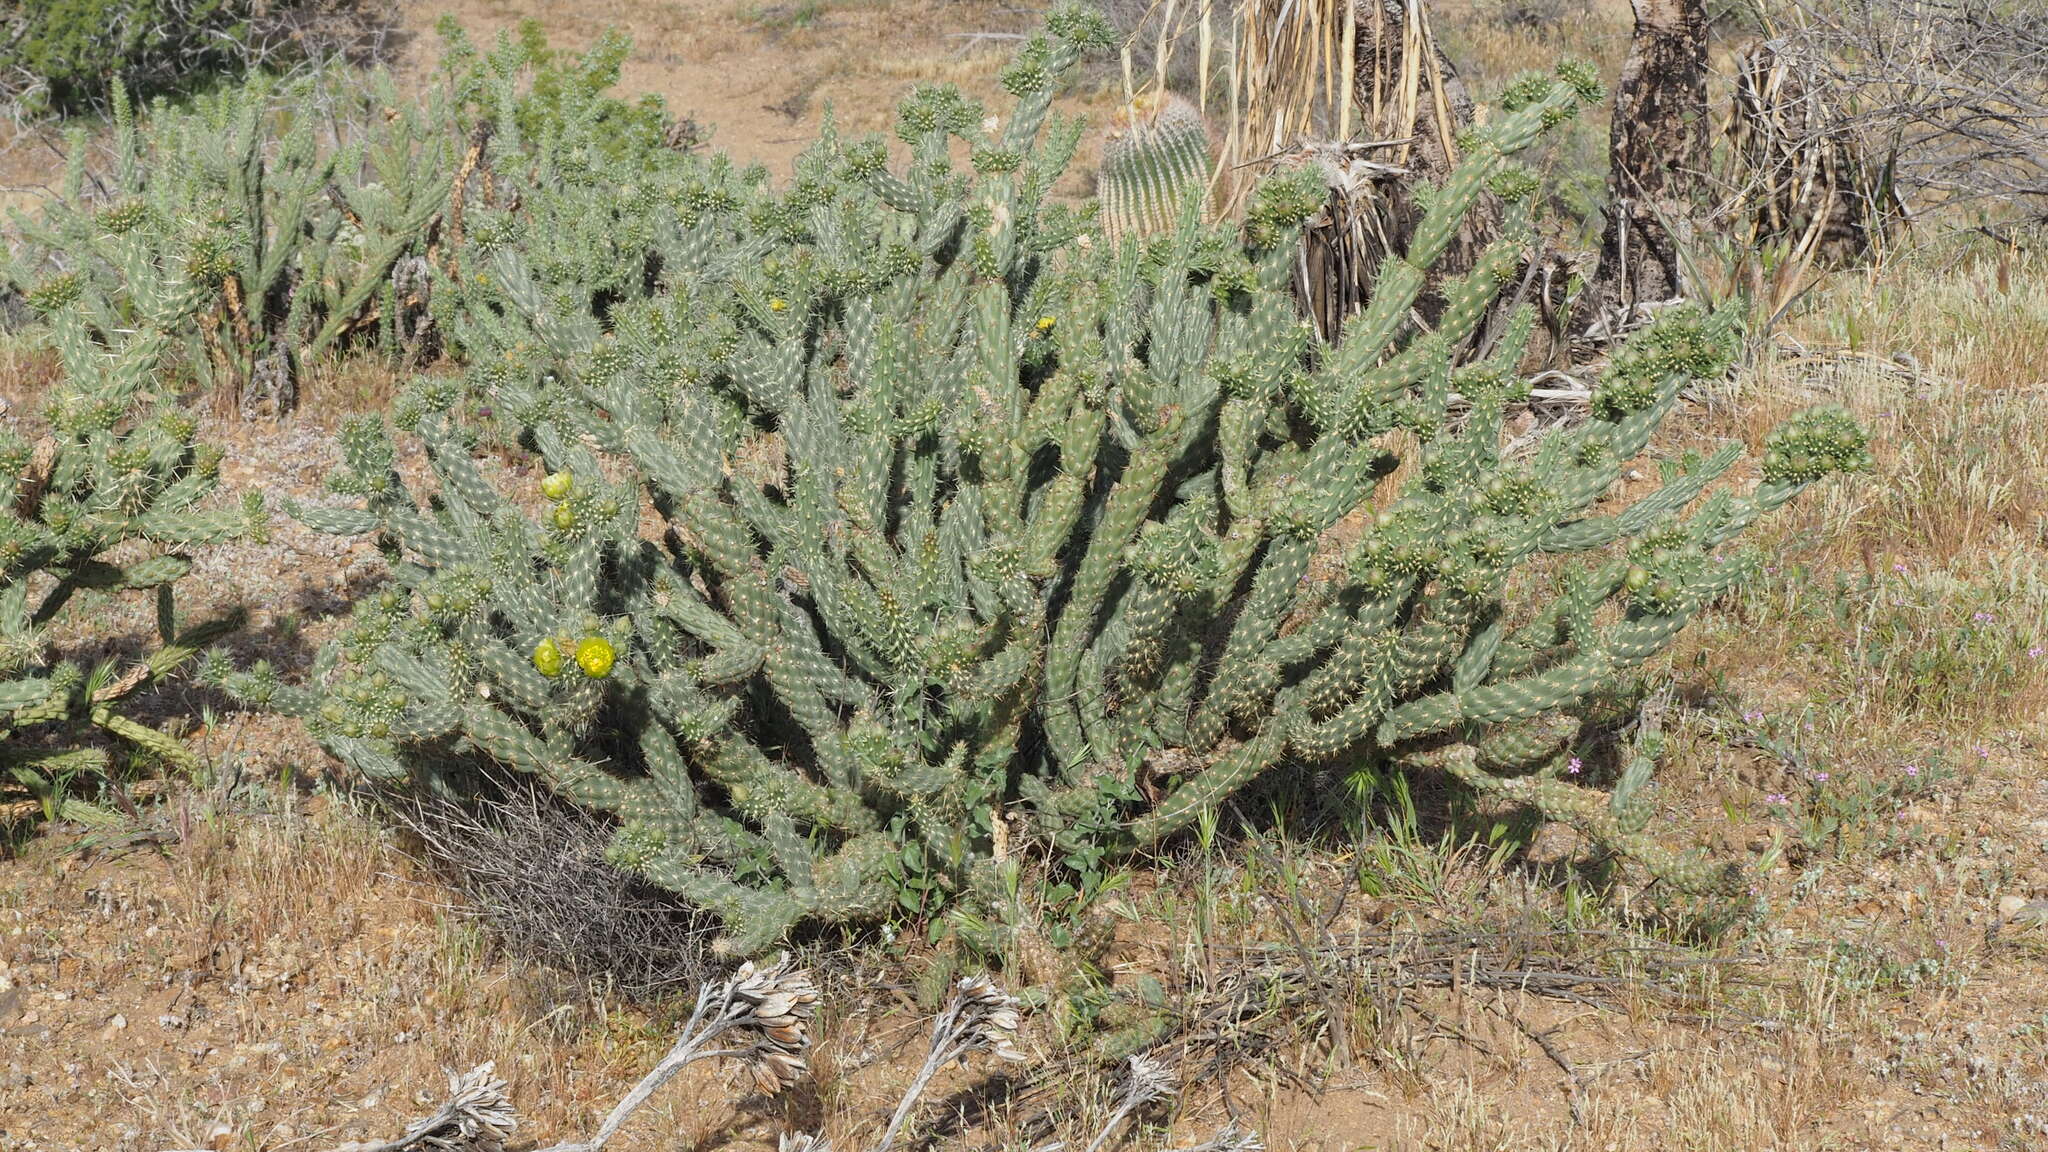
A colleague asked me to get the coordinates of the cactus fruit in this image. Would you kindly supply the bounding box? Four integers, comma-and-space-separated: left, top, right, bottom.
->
1099, 92, 1215, 245
533, 637, 566, 678
233, 18, 1864, 952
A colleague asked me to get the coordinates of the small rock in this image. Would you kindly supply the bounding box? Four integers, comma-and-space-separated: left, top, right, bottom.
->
1998, 896, 2048, 927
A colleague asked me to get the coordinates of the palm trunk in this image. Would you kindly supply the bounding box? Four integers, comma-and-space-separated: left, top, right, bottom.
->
1587, 0, 1709, 331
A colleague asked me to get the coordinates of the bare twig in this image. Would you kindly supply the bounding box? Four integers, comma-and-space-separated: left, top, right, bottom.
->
1756, 0, 2048, 225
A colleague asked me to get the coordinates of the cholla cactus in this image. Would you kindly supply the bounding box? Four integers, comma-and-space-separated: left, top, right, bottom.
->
2, 70, 454, 414
1, 264, 263, 780
246, 19, 1866, 951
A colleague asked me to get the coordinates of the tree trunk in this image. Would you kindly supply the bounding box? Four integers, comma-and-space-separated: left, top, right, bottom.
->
1586, 0, 1709, 333
1297, 0, 1502, 339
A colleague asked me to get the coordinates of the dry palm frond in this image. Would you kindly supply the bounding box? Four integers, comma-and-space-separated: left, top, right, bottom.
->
329, 1063, 518, 1152
535, 953, 819, 1152
1275, 142, 1411, 340
1203, 1, 1466, 207
1107, 2, 1496, 337
1238, 3, 1496, 335
1080, 1054, 1178, 1152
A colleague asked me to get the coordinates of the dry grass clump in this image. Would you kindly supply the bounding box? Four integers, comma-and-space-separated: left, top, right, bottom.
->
0, 785, 678, 1148
1698, 244, 2048, 732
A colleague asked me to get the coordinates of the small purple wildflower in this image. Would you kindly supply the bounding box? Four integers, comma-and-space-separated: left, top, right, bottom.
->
1904, 764, 1920, 777
1811, 771, 1830, 782
2029, 646, 2044, 660
1764, 793, 1789, 805
1972, 611, 1995, 624
1742, 708, 1766, 724
1566, 757, 1582, 775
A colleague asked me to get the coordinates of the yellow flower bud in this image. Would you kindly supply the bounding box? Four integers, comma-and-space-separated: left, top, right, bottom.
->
532, 637, 566, 678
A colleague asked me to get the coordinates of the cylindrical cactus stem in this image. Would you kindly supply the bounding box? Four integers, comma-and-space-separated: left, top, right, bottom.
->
1044, 406, 1188, 774
1128, 697, 1297, 847
1427, 744, 1741, 895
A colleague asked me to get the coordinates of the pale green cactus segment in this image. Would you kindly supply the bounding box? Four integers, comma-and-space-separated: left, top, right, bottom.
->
1429, 744, 1742, 895
0, 294, 256, 773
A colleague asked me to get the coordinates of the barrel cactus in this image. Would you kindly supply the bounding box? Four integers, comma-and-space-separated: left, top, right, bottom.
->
1098, 91, 1215, 245
227, 21, 1866, 952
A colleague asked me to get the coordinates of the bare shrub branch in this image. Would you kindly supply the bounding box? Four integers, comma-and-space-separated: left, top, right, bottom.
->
383, 782, 715, 998
1759, 0, 2048, 225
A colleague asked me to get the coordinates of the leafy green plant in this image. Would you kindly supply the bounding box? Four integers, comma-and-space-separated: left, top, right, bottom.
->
219, 14, 1868, 954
